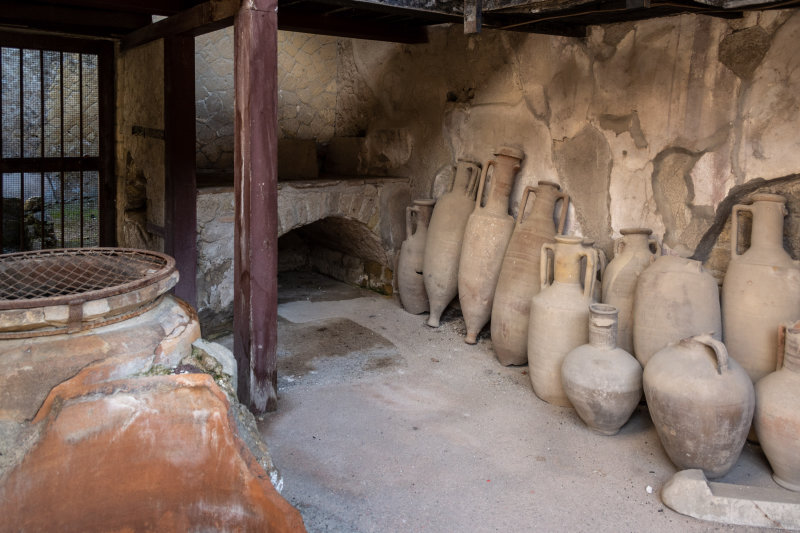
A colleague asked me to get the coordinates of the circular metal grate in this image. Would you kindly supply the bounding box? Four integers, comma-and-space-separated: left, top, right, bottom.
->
0, 248, 175, 309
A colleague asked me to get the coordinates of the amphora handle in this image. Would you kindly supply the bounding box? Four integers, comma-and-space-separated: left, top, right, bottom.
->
405, 206, 419, 238
557, 193, 570, 234
649, 237, 662, 256
540, 242, 555, 290
516, 186, 538, 229
474, 160, 495, 211
695, 333, 729, 374
581, 248, 598, 300
731, 204, 753, 259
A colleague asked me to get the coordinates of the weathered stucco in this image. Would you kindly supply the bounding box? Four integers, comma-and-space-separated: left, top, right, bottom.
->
115, 40, 165, 251
193, 10, 800, 320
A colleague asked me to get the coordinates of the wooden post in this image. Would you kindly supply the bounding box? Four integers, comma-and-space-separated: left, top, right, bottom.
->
233, 0, 279, 413
164, 34, 198, 307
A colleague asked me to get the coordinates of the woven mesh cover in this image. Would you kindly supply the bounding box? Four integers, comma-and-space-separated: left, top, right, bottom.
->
0, 248, 174, 307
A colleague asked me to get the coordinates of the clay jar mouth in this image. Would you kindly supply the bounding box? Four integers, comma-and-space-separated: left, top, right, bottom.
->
590, 303, 618, 316
494, 146, 525, 161
620, 227, 653, 236
414, 198, 436, 207
554, 235, 583, 245
749, 193, 786, 204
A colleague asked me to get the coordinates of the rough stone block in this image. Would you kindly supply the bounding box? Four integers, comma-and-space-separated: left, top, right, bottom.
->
278, 138, 319, 180
324, 137, 367, 176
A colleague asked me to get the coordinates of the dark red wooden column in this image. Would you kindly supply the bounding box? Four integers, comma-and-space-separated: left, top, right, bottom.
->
164, 34, 198, 307
233, 0, 279, 413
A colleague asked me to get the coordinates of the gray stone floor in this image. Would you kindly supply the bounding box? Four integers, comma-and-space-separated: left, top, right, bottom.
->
250, 271, 779, 532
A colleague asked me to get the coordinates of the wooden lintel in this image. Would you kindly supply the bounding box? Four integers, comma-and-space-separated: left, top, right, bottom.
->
278, 11, 429, 43
120, 0, 238, 51
234, 0, 279, 414
41, 0, 193, 16
0, 1, 152, 37
164, 35, 198, 307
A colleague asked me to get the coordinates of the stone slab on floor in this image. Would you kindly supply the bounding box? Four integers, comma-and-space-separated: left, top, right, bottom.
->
257, 271, 780, 532
662, 469, 800, 530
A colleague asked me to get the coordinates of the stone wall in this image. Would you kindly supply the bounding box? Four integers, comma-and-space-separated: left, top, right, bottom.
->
196, 179, 407, 331
195, 29, 339, 170
193, 11, 800, 323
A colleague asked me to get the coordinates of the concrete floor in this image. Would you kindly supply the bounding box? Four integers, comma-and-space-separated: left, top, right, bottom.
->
247, 271, 779, 532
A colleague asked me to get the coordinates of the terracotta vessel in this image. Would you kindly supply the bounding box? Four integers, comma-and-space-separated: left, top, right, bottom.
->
397, 198, 435, 314
562, 304, 643, 435
722, 193, 800, 383
643, 334, 754, 478
458, 147, 524, 344
581, 239, 606, 303
601, 228, 660, 355
491, 181, 568, 365
424, 160, 481, 327
528, 235, 597, 406
632, 255, 721, 367
754, 323, 800, 491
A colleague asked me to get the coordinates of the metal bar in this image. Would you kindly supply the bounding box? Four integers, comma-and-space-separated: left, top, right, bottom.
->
18, 47, 24, 249
60, 51, 65, 247
40, 49, 45, 248
0, 157, 100, 173
234, 0, 279, 414
1, 46, 4, 252
96, 41, 115, 246
79, 53, 83, 247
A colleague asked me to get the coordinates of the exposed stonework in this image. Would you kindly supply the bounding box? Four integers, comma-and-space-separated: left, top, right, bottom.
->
196, 179, 408, 330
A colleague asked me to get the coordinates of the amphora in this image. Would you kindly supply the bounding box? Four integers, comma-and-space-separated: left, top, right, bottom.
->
528, 235, 597, 406
644, 334, 754, 479
633, 255, 721, 367
397, 199, 435, 314
754, 323, 800, 491
423, 160, 481, 327
722, 193, 800, 382
562, 304, 643, 435
601, 228, 660, 355
491, 181, 568, 365
458, 147, 524, 344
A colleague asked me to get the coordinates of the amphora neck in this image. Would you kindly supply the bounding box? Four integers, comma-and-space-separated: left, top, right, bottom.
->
485, 151, 522, 212
588, 304, 618, 349
750, 196, 787, 252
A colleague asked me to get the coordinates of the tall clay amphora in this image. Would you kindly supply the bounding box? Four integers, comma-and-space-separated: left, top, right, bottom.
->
754, 323, 800, 491
632, 255, 721, 367
722, 193, 800, 383
397, 199, 435, 314
424, 160, 481, 327
528, 235, 597, 406
458, 147, 524, 344
491, 181, 568, 365
644, 334, 754, 479
601, 228, 660, 355
562, 304, 643, 435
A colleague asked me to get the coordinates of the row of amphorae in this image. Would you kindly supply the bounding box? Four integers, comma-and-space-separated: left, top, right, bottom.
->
396, 146, 800, 489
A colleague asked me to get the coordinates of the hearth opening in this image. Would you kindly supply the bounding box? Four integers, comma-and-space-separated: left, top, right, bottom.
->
278, 215, 393, 296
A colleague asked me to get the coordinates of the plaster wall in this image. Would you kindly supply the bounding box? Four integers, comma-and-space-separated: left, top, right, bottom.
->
115, 40, 165, 252
194, 11, 800, 325
195, 12, 800, 262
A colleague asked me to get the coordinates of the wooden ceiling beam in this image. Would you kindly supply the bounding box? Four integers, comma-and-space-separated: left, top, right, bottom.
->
34, 0, 196, 16
278, 10, 429, 42
120, 0, 238, 50
0, 1, 152, 36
